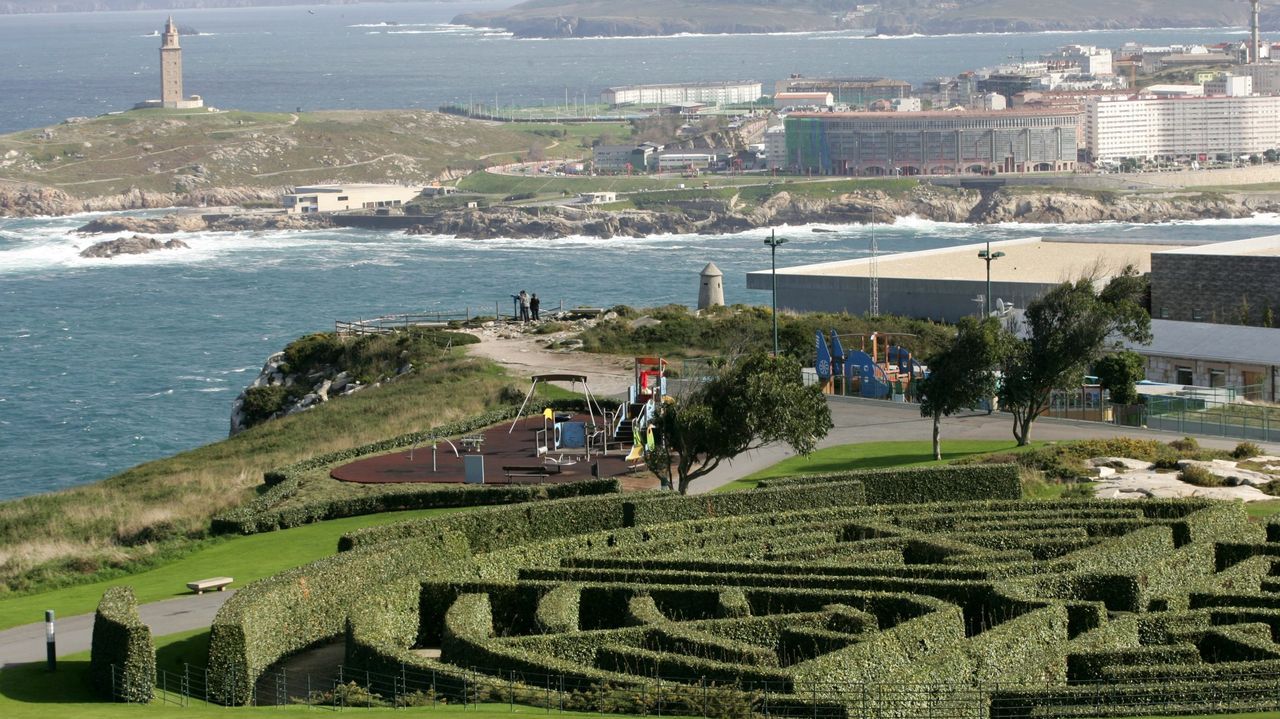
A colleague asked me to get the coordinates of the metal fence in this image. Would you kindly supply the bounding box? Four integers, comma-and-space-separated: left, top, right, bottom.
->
118, 662, 1280, 718
1140, 384, 1280, 443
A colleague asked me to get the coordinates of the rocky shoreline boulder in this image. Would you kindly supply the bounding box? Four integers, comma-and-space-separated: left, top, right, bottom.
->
78, 235, 190, 258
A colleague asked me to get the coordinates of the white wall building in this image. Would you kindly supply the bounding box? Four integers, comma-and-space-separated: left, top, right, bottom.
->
774, 91, 834, 109
891, 98, 923, 112
1205, 74, 1253, 97
1085, 95, 1280, 161
601, 81, 762, 107
282, 185, 421, 214
764, 125, 787, 170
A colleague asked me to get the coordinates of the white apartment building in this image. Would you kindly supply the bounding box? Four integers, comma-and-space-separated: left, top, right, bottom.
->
1085, 95, 1280, 161
601, 81, 763, 107
764, 125, 787, 170
1055, 45, 1113, 76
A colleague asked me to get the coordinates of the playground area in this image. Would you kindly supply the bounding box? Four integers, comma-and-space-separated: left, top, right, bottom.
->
329, 412, 639, 486
814, 329, 927, 402
331, 364, 672, 488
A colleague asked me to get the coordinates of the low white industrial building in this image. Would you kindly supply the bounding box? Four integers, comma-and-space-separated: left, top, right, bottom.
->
746, 236, 1200, 323
282, 184, 421, 214
774, 91, 834, 109
1125, 320, 1280, 402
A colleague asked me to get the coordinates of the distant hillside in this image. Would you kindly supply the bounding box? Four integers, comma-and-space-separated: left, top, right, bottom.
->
455, 0, 1272, 38
0, 0, 453, 15
0, 108, 544, 207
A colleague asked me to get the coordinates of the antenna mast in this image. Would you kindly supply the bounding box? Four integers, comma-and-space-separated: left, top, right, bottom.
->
869, 234, 880, 317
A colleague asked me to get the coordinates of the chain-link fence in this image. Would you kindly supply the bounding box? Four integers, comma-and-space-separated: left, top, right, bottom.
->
116, 662, 1280, 719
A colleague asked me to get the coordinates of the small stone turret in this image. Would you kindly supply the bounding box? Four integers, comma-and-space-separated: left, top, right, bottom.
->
698, 262, 724, 310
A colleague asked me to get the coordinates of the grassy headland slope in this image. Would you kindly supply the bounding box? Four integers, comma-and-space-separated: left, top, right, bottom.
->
0, 108, 566, 215
0, 344, 512, 596
457, 0, 1261, 37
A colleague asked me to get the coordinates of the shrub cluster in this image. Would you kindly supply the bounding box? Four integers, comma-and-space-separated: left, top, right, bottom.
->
89, 586, 154, 703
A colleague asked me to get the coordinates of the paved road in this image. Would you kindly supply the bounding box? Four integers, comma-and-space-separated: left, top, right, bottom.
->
0, 591, 233, 669
690, 395, 1279, 493
2, 396, 1272, 666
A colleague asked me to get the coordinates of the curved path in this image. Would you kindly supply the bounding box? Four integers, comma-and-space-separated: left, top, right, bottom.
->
2, 396, 1274, 667
0, 591, 232, 669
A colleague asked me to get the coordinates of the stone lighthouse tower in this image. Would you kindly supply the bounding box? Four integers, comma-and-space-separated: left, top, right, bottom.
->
160, 16, 184, 108
698, 262, 725, 310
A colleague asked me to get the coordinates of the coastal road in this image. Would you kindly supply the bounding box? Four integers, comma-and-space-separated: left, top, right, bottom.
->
689, 395, 1280, 494
0, 591, 232, 669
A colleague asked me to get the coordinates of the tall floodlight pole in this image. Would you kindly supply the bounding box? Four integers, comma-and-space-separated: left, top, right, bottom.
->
977, 240, 1006, 317
765, 229, 789, 356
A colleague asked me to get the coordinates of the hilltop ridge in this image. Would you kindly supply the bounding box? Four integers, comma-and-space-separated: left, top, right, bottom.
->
455, 0, 1269, 38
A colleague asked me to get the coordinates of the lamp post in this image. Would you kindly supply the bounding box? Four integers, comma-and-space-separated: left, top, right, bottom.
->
977, 240, 1006, 317
764, 229, 789, 356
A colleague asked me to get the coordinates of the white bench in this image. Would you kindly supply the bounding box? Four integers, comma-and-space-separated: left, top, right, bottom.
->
186, 577, 234, 594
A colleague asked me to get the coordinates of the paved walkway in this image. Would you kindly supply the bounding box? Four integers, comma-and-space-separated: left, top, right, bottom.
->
2, 397, 1272, 667
0, 591, 232, 669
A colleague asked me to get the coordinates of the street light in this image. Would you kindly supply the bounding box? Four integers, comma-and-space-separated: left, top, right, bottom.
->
977, 240, 1006, 317
764, 229, 789, 356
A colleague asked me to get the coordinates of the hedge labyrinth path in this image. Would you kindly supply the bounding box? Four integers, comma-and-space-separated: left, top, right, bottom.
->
206, 466, 1280, 718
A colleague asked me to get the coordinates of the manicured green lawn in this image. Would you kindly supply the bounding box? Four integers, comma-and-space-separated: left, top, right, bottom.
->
1246, 499, 1280, 520
0, 507, 466, 631
714, 440, 1040, 492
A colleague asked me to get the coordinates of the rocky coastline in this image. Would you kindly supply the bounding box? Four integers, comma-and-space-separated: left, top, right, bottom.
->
79, 234, 190, 258
69, 185, 1268, 241
0, 180, 282, 218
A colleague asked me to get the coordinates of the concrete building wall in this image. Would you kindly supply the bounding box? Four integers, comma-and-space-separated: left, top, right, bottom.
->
1150, 253, 1280, 325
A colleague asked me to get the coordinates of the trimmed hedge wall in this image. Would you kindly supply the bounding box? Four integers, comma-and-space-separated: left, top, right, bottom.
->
757, 464, 1021, 504
213, 399, 619, 535
212, 478, 1280, 718
89, 586, 154, 703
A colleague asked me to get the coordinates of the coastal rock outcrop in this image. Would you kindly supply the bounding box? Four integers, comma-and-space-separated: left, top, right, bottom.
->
78, 235, 189, 258
0, 180, 282, 218
77, 211, 331, 234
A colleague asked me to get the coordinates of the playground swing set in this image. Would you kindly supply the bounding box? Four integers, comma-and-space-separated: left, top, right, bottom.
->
505, 361, 670, 471
815, 329, 927, 401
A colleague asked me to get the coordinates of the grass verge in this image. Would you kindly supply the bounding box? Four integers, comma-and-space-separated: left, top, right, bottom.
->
713, 440, 1040, 492
0, 506, 467, 632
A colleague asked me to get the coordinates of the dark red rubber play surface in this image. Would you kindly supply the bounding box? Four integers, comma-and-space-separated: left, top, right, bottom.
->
330, 414, 636, 485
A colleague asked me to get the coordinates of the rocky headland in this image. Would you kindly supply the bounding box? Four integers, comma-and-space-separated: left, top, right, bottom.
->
0, 180, 281, 218
75, 185, 1269, 241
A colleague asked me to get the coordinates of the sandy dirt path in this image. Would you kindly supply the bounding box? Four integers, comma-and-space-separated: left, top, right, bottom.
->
464, 327, 636, 397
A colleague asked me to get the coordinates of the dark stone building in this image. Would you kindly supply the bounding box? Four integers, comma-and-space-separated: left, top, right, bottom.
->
1150, 237, 1280, 327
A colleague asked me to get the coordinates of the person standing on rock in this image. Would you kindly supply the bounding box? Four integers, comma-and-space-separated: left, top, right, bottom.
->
530, 293, 541, 321
518, 290, 530, 323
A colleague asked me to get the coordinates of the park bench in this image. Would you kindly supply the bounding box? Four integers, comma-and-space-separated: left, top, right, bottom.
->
502, 464, 561, 483
186, 577, 234, 594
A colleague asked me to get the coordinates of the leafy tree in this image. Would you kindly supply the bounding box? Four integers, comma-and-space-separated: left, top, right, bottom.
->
999, 268, 1152, 445
917, 317, 1003, 460
1094, 350, 1146, 405
645, 352, 832, 494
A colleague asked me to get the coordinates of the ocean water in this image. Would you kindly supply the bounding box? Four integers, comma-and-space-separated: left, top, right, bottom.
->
0, 1, 1253, 133
0, 4, 1269, 499
4, 214, 1280, 500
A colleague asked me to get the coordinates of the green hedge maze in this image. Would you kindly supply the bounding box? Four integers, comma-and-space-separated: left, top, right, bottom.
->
206, 465, 1280, 718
